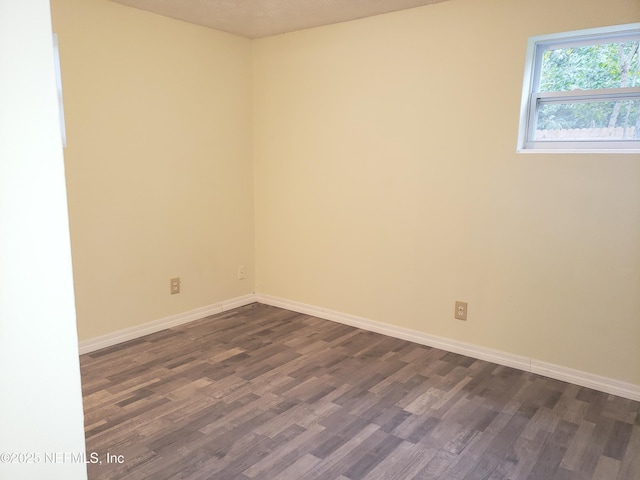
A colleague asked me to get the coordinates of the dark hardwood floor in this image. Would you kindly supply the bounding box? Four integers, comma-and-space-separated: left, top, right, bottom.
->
81, 303, 640, 479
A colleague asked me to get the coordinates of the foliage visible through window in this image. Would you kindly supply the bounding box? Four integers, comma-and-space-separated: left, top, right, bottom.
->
517, 24, 640, 152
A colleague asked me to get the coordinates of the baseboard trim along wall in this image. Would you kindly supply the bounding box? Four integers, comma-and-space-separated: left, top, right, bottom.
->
78, 293, 257, 355
78, 292, 640, 402
256, 294, 640, 402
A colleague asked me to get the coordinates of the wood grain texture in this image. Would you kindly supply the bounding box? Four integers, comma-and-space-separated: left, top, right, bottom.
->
81, 304, 640, 479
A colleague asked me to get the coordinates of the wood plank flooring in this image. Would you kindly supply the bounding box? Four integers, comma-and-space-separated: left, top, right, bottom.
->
81, 303, 640, 480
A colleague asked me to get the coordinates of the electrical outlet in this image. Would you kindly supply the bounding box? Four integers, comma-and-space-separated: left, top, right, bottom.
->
455, 301, 467, 321
170, 277, 181, 295
237, 266, 246, 280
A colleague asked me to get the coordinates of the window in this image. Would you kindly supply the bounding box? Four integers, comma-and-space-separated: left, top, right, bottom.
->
517, 23, 640, 153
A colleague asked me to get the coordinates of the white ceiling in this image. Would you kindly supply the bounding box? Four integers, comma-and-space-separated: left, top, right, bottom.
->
110, 0, 450, 39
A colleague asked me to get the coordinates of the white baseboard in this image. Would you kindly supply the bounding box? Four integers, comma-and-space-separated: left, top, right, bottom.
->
530, 361, 640, 402
78, 293, 257, 355
78, 291, 639, 401
256, 293, 640, 402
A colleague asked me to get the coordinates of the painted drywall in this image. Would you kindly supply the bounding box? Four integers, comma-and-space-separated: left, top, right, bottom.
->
51, 0, 254, 340
0, 1, 87, 478
253, 0, 640, 385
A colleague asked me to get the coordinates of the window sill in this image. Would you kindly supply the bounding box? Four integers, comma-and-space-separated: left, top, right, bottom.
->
516, 147, 640, 154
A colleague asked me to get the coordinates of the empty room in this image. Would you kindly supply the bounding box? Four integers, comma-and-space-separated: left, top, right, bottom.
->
1, 0, 639, 479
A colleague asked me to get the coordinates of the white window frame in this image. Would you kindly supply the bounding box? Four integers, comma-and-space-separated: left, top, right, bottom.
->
517, 23, 640, 154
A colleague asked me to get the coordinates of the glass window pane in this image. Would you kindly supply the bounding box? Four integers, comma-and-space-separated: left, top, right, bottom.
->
535, 99, 639, 141
539, 40, 640, 93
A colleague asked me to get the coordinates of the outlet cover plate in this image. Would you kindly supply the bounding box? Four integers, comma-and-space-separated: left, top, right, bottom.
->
170, 277, 181, 295
455, 301, 467, 321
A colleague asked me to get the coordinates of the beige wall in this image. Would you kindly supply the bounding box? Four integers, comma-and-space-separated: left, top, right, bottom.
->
253, 0, 640, 385
52, 0, 254, 340
52, 0, 639, 387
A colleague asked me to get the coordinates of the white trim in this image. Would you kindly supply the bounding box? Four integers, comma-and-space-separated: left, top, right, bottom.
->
78, 293, 256, 354
256, 293, 640, 402
52, 34, 66, 148
78, 291, 640, 401
222, 293, 258, 311
517, 148, 640, 154
530, 23, 640, 47
530, 361, 640, 402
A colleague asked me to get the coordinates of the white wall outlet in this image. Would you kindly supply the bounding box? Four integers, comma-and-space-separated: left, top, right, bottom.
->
238, 266, 246, 280
455, 301, 467, 321
170, 277, 181, 295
